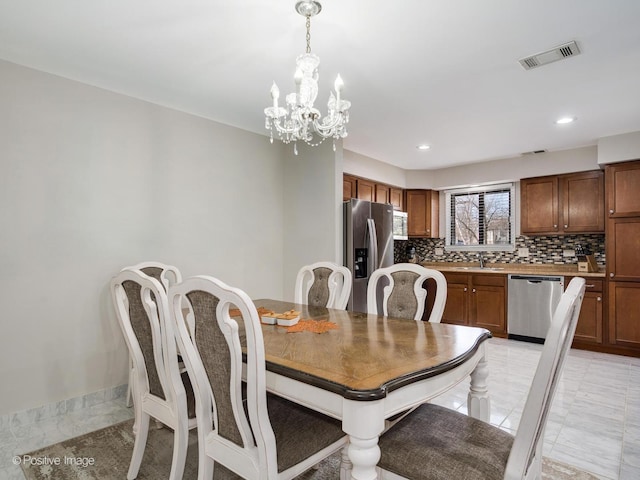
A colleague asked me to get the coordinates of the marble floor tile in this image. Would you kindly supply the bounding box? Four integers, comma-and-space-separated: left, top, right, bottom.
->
549, 440, 621, 479
619, 463, 640, 480
2, 338, 638, 480
0, 427, 16, 448
0, 465, 26, 480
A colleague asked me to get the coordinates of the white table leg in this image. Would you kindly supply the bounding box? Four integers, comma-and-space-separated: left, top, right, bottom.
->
468, 347, 490, 422
339, 445, 352, 480
342, 399, 385, 480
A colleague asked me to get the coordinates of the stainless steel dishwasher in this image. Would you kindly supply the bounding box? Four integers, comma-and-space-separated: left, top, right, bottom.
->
507, 274, 564, 343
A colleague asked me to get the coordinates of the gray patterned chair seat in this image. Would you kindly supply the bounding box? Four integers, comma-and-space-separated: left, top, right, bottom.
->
111, 269, 197, 480
376, 277, 587, 480
169, 275, 349, 479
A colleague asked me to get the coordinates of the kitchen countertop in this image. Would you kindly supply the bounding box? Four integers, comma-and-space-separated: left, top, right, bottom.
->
420, 261, 606, 278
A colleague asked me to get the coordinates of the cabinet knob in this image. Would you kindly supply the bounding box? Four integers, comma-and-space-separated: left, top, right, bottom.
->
610, 273, 614, 278
564, 224, 568, 228
597, 296, 602, 302
463, 287, 468, 292
553, 224, 558, 228
609, 209, 614, 214
472, 288, 476, 293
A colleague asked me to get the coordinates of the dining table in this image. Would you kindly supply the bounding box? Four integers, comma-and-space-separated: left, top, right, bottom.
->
251, 299, 492, 480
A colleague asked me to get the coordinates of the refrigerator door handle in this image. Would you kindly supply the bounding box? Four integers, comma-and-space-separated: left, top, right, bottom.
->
367, 218, 379, 272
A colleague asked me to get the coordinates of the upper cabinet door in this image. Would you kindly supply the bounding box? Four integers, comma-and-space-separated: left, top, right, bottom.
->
406, 189, 439, 237
356, 179, 375, 202
521, 170, 605, 235
375, 184, 390, 204
343, 174, 357, 201
520, 176, 559, 234
561, 170, 604, 233
389, 188, 404, 211
607, 161, 640, 218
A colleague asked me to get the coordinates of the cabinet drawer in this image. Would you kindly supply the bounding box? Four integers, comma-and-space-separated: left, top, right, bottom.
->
471, 274, 506, 287
566, 276, 603, 292
443, 273, 468, 284
583, 279, 604, 292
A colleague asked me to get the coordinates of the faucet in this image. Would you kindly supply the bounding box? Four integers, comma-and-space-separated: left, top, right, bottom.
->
478, 252, 485, 268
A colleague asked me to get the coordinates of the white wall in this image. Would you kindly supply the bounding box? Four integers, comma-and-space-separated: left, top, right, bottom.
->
0, 60, 287, 415
408, 146, 600, 190
344, 149, 406, 188
282, 141, 344, 301
598, 131, 640, 165
345, 145, 600, 191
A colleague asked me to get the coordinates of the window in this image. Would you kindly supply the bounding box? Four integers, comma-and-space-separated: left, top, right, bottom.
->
445, 183, 515, 251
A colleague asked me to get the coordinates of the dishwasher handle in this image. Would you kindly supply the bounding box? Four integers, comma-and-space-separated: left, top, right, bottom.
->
508, 274, 564, 283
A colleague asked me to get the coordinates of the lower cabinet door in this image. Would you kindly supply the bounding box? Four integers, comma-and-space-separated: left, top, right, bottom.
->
471, 285, 506, 334
608, 281, 640, 348
442, 283, 469, 326
573, 291, 603, 344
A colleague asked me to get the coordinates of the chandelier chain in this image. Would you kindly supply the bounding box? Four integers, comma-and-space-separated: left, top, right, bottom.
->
305, 15, 311, 53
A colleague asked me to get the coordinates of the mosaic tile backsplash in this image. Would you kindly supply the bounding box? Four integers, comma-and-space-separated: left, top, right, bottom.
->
395, 234, 606, 266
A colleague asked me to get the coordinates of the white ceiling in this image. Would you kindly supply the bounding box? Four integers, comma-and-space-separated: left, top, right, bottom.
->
2, 1, 640, 170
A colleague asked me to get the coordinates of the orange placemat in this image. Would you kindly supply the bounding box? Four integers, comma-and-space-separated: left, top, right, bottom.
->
286, 318, 339, 334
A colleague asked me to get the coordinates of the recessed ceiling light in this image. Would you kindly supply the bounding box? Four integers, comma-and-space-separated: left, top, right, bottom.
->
555, 116, 576, 125
416, 144, 431, 150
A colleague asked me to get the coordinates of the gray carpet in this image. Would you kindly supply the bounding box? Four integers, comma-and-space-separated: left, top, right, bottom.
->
20, 419, 598, 479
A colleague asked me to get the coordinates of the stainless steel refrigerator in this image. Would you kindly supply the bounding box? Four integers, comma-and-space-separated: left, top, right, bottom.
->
343, 199, 394, 312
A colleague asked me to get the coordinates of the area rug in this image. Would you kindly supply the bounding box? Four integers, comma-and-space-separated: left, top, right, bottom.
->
20, 419, 598, 479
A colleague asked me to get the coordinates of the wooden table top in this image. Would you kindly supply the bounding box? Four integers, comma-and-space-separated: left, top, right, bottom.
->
253, 299, 491, 400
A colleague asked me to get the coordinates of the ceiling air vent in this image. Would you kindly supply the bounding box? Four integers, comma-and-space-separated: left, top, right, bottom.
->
518, 41, 581, 70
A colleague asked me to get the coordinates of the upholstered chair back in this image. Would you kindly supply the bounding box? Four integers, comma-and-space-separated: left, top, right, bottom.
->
367, 263, 447, 322
295, 261, 353, 310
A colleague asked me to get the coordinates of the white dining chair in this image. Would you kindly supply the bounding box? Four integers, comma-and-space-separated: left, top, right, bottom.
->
122, 262, 183, 407
367, 263, 447, 322
111, 269, 197, 480
294, 261, 352, 310
170, 275, 349, 479
375, 277, 586, 480
129, 261, 182, 290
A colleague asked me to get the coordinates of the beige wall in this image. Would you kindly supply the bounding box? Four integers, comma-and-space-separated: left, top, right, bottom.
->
0, 60, 290, 415
598, 131, 640, 164
407, 146, 600, 190
282, 141, 344, 301
344, 149, 407, 188
344, 145, 602, 192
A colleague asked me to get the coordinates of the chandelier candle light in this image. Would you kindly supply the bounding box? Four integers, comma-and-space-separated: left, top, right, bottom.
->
264, 0, 350, 155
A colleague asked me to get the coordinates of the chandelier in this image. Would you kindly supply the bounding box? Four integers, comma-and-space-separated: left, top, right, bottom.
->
264, 0, 351, 155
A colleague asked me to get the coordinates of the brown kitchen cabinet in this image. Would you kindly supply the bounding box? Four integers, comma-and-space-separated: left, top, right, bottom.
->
606, 161, 640, 217
406, 189, 439, 238
375, 184, 390, 204
389, 187, 403, 211
440, 273, 469, 326
441, 272, 506, 336
608, 282, 640, 349
604, 160, 640, 357
343, 174, 357, 201
607, 217, 640, 282
520, 170, 604, 235
356, 178, 375, 202
566, 277, 604, 345
342, 174, 404, 210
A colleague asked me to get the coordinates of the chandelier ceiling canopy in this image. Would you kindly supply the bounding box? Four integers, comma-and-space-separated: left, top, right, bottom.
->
264, 0, 350, 155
